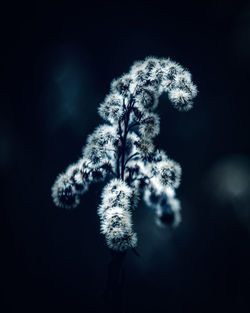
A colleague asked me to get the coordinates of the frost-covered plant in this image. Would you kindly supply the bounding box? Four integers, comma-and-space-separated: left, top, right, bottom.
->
52, 56, 197, 251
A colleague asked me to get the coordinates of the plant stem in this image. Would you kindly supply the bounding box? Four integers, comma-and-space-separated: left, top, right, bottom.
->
125, 152, 139, 167
104, 250, 127, 313
121, 98, 134, 181
104, 97, 134, 312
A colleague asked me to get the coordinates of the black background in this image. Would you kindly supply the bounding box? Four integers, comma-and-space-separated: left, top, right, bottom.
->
2, 1, 250, 312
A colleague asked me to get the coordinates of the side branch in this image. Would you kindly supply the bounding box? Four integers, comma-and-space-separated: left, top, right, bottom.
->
125, 152, 139, 167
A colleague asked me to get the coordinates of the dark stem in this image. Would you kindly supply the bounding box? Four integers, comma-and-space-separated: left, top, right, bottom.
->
121, 98, 134, 180
103, 97, 136, 312
116, 119, 123, 178
125, 152, 139, 167
103, 250, 127, 313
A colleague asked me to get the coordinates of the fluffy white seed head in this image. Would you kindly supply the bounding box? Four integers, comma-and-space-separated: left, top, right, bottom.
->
51, 173, 80, 209
111, 74, 133, 97
153, 159, 182, 188
139, 112, 160, 138
100, 206, 132, 234
83, 124, 118, 166
86, 124, 118, 147
135, 137, 154, 161
134, 86, 159, 110
106, 230, 137, 251
65, 163, 89, 194
98, 93, 124, 122
98, 179, 138, 251
101, 179, 132, 208
168, 88, 193, 111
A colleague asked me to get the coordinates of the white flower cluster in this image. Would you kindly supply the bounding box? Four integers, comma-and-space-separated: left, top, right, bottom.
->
51, 124, 118, 209
126, 150, 182, 227
99, 56, 197, 122
98, 179, 137, 251
52, 56, 197, 250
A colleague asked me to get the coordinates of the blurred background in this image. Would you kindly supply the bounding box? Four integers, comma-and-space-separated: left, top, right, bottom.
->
1, 1, 250, 312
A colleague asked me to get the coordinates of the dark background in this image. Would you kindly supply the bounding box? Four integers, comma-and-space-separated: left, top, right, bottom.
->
1, 1, 250, 312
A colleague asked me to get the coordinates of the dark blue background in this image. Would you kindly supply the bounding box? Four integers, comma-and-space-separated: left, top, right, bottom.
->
2, 1, 250, 312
